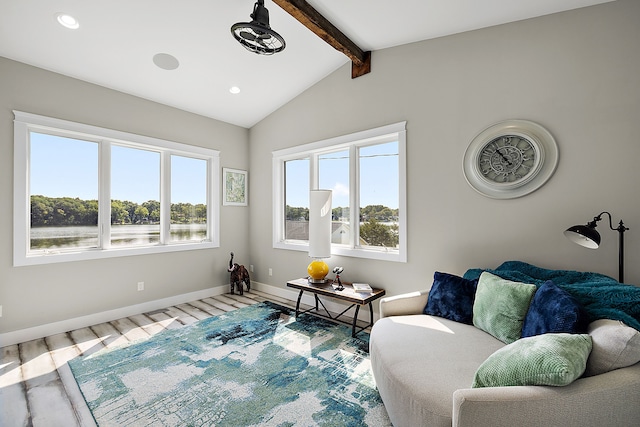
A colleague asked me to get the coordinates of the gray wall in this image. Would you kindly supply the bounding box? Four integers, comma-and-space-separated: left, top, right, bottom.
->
0, 58, 249, 334
248, 1, 640, 298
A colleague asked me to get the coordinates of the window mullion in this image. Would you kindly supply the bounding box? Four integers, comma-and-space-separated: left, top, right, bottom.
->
99, 140, 112, 249
14, 121, 29, 262
213, 154, 221, 245
160, 152, 171, 244
273, 157, 285, 245
206, 157, 212, 242
349, 145, 359, 249
397, 129, 408, 261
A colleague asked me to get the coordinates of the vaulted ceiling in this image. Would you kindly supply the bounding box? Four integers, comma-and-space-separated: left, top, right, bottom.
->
0, 0, 614, 128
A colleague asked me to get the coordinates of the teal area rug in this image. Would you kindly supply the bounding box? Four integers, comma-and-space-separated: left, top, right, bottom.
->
69, 301, 390, 426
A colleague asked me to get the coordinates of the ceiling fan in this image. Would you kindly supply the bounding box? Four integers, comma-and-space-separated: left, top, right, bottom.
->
231, 0, 286, 55
231, 0, 370, 78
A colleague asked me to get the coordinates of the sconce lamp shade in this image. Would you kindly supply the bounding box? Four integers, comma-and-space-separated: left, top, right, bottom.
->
564, 225, 601, 249
308, 190, 332, 259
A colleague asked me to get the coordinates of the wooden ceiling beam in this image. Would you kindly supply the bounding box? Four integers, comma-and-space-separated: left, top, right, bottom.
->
272, 0, 371, 78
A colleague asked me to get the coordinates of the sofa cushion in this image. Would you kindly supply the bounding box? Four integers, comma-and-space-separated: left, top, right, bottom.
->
584, 319, 640, 376
472, 333, 592, 388
521, 280, 589, 338
473, 272, 537, 344
423, 272, 478, 324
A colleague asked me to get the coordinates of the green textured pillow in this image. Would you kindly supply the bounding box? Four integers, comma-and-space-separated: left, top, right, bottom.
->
473, 272, 537, 344
472, 333, 592, 387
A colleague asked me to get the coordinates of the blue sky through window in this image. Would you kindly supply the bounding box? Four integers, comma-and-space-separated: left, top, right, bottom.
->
171, 155, 207, 205
359, 142, 399, 209
30, 132, 206, 204
286, 142, 399, 209
30, 133, 98, 200
111, 145, 159, 204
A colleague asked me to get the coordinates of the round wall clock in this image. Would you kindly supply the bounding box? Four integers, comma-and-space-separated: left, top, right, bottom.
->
462, 119, 558, 199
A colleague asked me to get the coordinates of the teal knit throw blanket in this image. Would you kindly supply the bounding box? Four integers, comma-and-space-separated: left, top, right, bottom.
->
464, 261, 640, 331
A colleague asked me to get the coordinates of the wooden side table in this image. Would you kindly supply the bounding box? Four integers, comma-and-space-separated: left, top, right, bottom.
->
286, 278, 386, 337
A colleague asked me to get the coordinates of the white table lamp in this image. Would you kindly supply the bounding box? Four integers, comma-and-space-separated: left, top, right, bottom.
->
308, 189, 332, 283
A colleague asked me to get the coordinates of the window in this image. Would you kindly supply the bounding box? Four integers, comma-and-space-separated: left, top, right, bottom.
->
29, 132, 100, 251
273, 122, 406, 262
110, 145, 160, 247
170, 155, 209, 243
284, 158, 310, 240
13, 111, 220, 266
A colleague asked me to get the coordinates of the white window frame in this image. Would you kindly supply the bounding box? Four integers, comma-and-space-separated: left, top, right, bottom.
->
13, 111, 220, 266
272, 122, 407, 262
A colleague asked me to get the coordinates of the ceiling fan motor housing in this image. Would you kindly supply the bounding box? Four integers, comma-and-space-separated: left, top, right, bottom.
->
251, 0, 271, 30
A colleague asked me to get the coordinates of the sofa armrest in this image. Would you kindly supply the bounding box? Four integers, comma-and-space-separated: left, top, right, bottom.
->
378, 290, 430, 318
453, 363, 640, 427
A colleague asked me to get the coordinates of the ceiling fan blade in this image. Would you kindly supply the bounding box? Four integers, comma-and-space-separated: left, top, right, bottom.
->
239, 30, 258, 41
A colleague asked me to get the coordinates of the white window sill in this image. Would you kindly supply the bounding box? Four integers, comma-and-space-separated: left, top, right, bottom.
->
14, 241, 218, 267
274, 240, 406, 263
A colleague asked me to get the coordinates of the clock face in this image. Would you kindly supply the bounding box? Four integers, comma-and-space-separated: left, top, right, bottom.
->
478, 135, 537, 183
463, 120, 558, 199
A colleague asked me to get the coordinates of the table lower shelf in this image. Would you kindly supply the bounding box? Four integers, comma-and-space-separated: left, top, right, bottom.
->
293, 291, 374, 338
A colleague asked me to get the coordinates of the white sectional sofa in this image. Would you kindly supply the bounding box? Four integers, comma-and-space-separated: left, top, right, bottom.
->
370, 263, 640, 427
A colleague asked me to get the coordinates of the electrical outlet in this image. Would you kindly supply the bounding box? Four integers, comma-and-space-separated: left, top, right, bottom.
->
268, 268, 273, 276
250, 264, 254, 273
137, 281, 145, 291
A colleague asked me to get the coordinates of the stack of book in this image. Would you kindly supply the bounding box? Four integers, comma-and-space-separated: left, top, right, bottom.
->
352, 283, 373, 293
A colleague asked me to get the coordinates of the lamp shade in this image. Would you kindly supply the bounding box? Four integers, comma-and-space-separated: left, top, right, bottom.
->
308, 190, 332, 259
564, 225, 601, 249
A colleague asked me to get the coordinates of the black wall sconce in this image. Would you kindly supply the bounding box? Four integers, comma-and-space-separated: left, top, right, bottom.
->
564, 212, 629, 283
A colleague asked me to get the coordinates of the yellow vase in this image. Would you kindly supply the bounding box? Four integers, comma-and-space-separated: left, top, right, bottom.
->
307, 259, 329, 283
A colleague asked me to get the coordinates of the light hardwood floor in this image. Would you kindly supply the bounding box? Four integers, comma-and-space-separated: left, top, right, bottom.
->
0, 289, 339, 427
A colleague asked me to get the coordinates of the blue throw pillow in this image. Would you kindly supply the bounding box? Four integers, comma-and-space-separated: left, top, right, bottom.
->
521, 280, 590, 338
424, 272, 478, 324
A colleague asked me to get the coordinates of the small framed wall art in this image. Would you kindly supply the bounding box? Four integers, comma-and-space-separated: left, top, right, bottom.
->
223, 168, 248, 206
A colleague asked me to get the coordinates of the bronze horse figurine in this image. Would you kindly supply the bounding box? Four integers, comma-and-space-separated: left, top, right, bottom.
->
228, 252, 250, 295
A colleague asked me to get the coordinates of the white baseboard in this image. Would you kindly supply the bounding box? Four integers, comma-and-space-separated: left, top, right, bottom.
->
1, 282, 381, 347
0, 285, 228, 347
252, 281, 380, 325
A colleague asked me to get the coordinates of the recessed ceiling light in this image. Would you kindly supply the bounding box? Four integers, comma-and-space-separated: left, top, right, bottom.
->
152, 53, 180, 71
229, 86, 241, 94
56, 13, 79, 30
